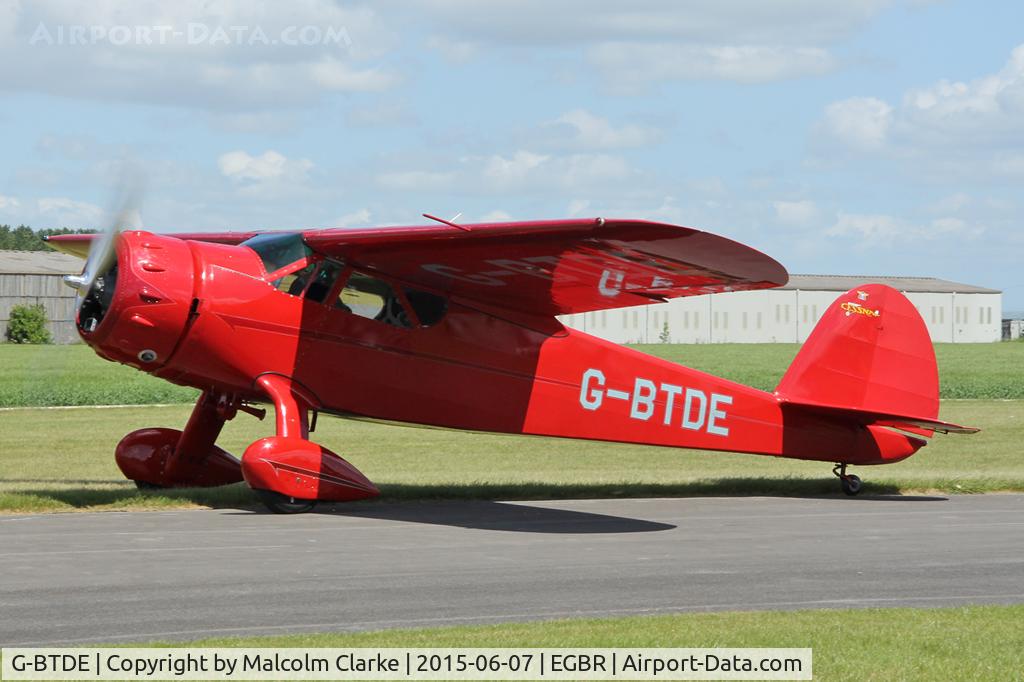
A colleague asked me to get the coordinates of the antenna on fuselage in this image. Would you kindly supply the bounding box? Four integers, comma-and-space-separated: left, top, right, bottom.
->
422, 212, 471, 232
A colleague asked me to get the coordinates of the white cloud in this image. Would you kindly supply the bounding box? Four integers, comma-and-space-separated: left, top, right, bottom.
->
928, 192, 972, 214
821, 97, 892, 149
308, 58, 396, 91
36, 197, 105, 227
591, 44, 835, 89
0, 1, 398, 110
413, 1, 883, 86
543, 109, 661, 149
826, 212, 904, 241
479, 209, 513, 222
482, 151, 550, 187
218, 150, 312, 182
0, 195, 21, 211
567, 199, 590, 216
816, 44, 1024, 176
372, 148, 634, 197
482, 150, 633, 191
375, 170, 457, 191
826, 211, 981, 245
773, 199, 819, 226
333, 208, 372, 227
413, 1, 889, 46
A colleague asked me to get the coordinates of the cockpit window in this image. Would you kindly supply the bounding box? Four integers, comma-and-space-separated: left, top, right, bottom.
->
305, 261, 343, 303
337, 271, 411, 328
273, 262, 316, 296
241, 232, 312, 273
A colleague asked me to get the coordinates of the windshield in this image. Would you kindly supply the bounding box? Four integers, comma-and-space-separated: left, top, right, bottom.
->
241, 232, 311, 274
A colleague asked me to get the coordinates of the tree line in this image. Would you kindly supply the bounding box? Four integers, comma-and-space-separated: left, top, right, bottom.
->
0, 225, 96, 251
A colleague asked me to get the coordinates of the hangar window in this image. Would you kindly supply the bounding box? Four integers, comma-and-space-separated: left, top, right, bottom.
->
987, 307, 992, 324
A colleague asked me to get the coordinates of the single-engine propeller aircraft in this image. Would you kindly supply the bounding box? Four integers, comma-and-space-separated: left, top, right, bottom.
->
48, 212, 977, 513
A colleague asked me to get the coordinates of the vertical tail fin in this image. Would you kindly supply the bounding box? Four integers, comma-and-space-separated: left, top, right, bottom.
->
775, 284, 974, 434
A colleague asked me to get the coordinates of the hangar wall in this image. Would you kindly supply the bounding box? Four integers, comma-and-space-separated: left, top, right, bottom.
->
560, 275, 1003, 344
0, 250, 82, 344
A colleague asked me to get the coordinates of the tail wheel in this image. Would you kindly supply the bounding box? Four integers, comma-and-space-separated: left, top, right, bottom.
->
254, 489, 317, 514
833, 463, 863, 496
840, 474, 863, 496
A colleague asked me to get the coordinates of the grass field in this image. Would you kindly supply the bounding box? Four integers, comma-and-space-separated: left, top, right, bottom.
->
1, 341, 1022, 407
0, 398, 1019, 513
156, 606, 1024, 681
1, 341, 1021, 512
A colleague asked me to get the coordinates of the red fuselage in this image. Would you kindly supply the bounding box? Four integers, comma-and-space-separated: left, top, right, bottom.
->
80, 231, 923, 468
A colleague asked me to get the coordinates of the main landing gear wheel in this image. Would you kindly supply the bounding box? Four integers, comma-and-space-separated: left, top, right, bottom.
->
833, 463, 863, 496
254, 489, 318, 514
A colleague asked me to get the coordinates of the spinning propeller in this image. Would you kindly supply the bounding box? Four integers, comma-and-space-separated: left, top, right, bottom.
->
62, 178, 144, 300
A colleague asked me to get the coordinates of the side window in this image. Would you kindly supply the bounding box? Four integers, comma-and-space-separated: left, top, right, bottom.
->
404, 288, 447, 327
305, 261, 343, 303
273, 262, 316, 297
337, 271, 411, 328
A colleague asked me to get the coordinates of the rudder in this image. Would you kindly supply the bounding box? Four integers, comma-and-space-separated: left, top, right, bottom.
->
775, 284, 939, 421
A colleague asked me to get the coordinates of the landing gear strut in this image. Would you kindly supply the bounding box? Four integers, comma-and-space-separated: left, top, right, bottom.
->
833, 463, 862, 496
114, 378, 379, 514
239, 374, 379, 514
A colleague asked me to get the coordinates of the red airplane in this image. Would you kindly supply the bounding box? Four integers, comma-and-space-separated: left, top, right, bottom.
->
48, 215, 976, 513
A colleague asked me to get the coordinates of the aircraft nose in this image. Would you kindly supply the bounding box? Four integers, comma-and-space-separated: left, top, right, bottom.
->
79, 231, 196, 369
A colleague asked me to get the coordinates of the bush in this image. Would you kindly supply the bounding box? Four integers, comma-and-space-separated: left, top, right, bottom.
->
5, 304, 52, 344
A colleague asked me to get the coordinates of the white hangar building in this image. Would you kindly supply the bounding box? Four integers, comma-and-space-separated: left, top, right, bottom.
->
559, 274, 1002, 344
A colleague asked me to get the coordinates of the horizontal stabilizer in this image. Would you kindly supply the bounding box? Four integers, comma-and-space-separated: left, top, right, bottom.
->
782, 401, 979, 435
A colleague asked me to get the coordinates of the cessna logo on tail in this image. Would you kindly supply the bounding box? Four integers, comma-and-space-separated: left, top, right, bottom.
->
841, 301, 880, 318
579, 368, 733, 436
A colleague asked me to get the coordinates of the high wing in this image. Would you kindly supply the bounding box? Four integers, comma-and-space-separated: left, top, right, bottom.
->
48, 218, 787, 316
302, 218, 787, 316
45, 231, 259, 259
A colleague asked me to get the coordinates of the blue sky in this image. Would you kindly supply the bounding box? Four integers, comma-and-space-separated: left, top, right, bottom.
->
1, 1, 1022, 309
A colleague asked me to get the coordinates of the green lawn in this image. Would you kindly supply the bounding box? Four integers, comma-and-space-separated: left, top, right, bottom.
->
0, 343, 198, 406
0, 399, 1018, 513
154, 606, 1024, 681
1, 342, 1022, 407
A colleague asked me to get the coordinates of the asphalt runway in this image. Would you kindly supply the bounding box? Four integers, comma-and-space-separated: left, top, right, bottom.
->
2, 494, 1023, 646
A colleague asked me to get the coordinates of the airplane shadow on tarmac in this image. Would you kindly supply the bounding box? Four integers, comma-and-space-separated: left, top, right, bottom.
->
321, 500, 678, 534
12, 478, 945, 533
